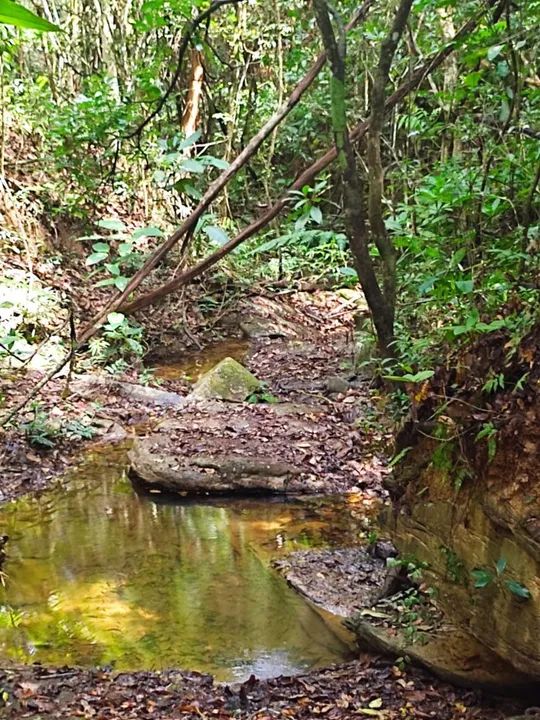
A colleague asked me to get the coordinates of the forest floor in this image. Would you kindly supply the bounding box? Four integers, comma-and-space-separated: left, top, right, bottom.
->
0, 287, 528, 719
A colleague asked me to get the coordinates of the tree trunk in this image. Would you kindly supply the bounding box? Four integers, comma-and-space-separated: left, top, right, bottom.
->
119, 4, 496, 317
313, 0, 413, 356
181, 48, 205, 139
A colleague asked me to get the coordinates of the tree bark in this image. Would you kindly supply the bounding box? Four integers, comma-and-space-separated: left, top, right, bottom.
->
366, 0, 414, 325
76, 0, 375, 344
119, 2, 497, 317
181, 48, 205, 139
313, 0, 411, 355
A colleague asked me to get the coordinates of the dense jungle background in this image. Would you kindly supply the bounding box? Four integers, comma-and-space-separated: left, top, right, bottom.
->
0, 0, 538, 718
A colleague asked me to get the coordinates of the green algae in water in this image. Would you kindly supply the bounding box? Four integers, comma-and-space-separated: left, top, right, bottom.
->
0, 448, 354, 680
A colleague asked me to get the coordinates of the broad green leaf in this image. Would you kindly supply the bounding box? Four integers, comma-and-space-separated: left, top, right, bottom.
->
92, 242, 110, 253
476, 319, 507, 333
455, 279, 473, 294
204, 225, 229, 246
181, 157, 205, 174
505, 580, 531, 600
132, 225, 164, 239
384, 370, 434, 383
252, 234, 292, 254
495, 557, 507, 575
471, 568, 494, 588
487, 44, 503, 61
182, 183, 202, 200
114, 276, 130, 291
202, 156, 230, 170
106, 312, 125, 329
418, 275, 438, 294
178, 130, 201, 150
118, 242, 134, 257
104, 263, 121, 276
97, 218, 127, 232
499, 98, 510, 123
338, 267, 358, 278
310, 206, 323, 224
94, 278, 117, 287
86, 252, 108, 266
0, 0, 60, 31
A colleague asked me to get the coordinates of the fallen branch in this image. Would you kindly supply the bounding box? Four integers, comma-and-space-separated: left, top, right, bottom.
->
76, 0, 375, 345
0, 1, 494, 427
0, 349, 75, 428
120, 3, 492, 315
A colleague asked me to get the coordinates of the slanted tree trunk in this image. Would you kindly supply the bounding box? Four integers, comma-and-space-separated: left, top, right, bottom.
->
181, 48, 205, 141
119, 4, 496, 318
313, 0, 413, 356
76, 1, 375, 345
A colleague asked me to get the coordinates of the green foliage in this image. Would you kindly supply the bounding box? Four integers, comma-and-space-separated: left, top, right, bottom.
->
475, 421, 498, 464
62, 418, 97, 442
440, 546, 466, 584
87, 313, 144, 370
0, 0, 60, 31
20, 404, 98, 448
138, 368, 162, 387
246, 383, 279, 404
384, 369, 434, 383
471, 557, 532, 600
0, 0, 537, 397
81, 219, 159, 291
20, 404, 60, 448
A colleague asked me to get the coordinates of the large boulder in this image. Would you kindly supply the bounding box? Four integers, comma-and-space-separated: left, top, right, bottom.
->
129, 435, 305, 495
189, 357, 260, 402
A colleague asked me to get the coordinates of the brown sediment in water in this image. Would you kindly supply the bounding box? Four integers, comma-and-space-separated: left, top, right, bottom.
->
152, 339, 250, 381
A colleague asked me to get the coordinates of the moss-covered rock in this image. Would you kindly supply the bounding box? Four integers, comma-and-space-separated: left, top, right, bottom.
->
189, 357, 260, 402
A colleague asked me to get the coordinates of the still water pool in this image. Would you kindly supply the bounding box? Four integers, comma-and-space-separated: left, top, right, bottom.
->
0, 445, 357, 680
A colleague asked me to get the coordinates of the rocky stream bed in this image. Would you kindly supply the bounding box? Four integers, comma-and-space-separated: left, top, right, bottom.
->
0, 290, 538, 719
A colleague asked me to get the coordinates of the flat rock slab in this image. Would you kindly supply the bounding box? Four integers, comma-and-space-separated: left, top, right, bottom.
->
274, 547, 388, 616
348, 617, 535, 693
129, 437, 305, 494
127, 398, 381, 496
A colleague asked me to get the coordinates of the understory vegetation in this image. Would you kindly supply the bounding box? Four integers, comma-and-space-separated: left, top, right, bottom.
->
0, 0, 538, 419
0, 3, 539, 716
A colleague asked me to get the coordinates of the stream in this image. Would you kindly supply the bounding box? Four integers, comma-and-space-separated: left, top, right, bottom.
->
0, 444, 359, 681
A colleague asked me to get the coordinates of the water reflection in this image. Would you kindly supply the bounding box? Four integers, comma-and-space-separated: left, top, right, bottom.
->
153, 339, 250, 381
0, 447, 357, 680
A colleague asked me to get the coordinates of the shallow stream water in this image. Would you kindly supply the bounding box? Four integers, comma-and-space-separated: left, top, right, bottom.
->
0, 445, 359, 681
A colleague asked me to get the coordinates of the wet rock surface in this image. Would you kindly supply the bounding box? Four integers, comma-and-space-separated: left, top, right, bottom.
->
274, 546, 388, 616
274, 539, 536, 691
348, 612, 535, 693
388, 325, 540, 683
129, 439, 311, 494
128, 394, 386, 496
